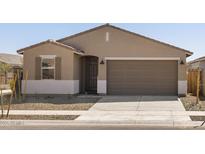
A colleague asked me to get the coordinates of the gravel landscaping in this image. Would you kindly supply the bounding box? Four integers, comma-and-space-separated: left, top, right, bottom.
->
1, 95, 101, 110
0, 115, 79, 120
180, 95, 205, 111
180, 95, 205, 121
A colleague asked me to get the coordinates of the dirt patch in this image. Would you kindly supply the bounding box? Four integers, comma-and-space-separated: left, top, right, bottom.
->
4, 102, 95, 110
190, 116, 205, 121
180, 95, 205, 121
180, 95, 205, 111
0, 115, 79, 120
1, 96, 101, 110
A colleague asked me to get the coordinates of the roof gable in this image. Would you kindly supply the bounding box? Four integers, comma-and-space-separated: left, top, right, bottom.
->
57, 24, 193, 57
17, 39, 84, 55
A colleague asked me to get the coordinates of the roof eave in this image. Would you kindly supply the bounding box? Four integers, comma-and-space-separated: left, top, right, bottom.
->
57, 24, 193, 56
17, 50, 23, 54
108, 25, 193, 56
57, 23, 109, 42
17, 40, 84, 55
186, 52, 193, 57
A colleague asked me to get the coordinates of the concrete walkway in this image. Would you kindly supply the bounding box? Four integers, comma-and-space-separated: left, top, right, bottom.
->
0, 119, 203, 130
90, 96, 185, 111
5, 110, 205, 116
76, 96, 191, 122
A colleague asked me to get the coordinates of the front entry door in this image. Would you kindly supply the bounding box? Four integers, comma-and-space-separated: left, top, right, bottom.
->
85, 57, 98, 94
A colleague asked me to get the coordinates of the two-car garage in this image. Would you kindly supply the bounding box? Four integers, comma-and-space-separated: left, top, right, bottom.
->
107, 60, 178, 95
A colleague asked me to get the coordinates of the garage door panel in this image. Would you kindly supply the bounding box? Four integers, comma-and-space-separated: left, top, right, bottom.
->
107, 60, 177, 95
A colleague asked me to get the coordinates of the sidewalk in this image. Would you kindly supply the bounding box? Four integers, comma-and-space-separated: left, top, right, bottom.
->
4, 110, 205, 116
1, 110, 205, 129
0, 119, 203, 129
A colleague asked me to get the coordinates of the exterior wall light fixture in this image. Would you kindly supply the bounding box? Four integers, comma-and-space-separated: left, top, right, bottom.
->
180, 59, 185, 65
100, 59, 105, 64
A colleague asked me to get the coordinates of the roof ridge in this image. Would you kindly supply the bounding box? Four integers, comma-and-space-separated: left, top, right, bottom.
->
17, 39, 84, 55
57, 23, 109, 42
57, 24, 193, 56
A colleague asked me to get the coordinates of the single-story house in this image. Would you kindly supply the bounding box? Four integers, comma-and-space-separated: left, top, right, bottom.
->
188, 56, 205, 96
0, 53, 23, 84
17, 24, 193, 96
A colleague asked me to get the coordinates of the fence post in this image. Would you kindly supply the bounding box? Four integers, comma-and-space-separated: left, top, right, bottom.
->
196, 68, 200, 104
23, 70, 29, 101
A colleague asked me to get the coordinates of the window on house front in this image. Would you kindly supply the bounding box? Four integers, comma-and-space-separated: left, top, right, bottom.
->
41, 57, 55, 79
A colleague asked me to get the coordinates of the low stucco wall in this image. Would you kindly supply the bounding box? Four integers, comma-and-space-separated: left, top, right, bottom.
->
22, 80, 79, 94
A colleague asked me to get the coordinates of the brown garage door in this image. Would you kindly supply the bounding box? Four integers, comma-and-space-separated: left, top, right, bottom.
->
107, 60, 178, 95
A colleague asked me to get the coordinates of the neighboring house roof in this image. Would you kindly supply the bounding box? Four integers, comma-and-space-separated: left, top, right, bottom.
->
57, 24, 193, 57
17, 39, 84, 55
188, 56, 205, 64
0, 53, 23, 66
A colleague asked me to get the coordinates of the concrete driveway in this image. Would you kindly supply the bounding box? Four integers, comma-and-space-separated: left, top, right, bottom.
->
76, 96, 191, 122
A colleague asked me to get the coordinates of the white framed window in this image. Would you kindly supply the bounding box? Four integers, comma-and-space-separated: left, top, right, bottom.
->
41, 55, 56, 80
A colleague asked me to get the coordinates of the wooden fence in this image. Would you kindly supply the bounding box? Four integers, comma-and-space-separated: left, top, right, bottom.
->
187, 68, 201, 97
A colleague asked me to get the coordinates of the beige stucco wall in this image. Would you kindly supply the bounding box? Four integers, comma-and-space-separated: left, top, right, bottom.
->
23, 43, 76, 80
73, 54, 81, 80
60, 26, 188, 81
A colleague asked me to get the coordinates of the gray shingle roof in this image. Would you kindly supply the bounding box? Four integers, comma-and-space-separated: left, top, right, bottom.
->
17, 39, 84, 55
57, 24, 193, 57
188, 56, 205, 64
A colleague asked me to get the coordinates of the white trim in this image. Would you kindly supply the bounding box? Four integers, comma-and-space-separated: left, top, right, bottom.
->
22, 80, 79, 94
104, 57, 180, 60
97, 80, 107, 94
73, 80, 80, 94
178, 80, 187, 95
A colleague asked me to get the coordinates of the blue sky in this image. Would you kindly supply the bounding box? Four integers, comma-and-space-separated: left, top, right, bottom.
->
0, 23, 204, 61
